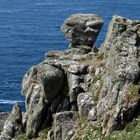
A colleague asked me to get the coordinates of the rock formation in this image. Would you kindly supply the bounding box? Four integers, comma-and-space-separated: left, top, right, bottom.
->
22, 64, 64, 138
97, 15, 140, 135
61, 14, 103, 52
54, 111, 77, 140
0, 104, 23, 140
0, 112, 9, 132
0, 14, 140, 140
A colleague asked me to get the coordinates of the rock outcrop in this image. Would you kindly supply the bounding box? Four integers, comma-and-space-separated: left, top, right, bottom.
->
54, 111, 77, 140
21, 13, 103, 139
61, 14, 103, 53
77, 92, 94, 117
0, 112, 9, 132
22, 64, 64, 138
0, 104, 23, 140
1, 14, 140, 140
95, 15, 140, 135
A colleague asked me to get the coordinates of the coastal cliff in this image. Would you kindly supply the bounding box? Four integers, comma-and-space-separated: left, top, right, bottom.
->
0, 14, 140, 140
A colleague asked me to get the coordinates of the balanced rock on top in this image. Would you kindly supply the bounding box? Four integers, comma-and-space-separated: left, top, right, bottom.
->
61, 14, 103, 50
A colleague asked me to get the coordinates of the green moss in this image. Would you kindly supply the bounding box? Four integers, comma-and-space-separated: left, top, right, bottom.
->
99, 79, 104, 88
14, 134, 28, 140
15, 128, 52, 140
93, 75, 101, 83
84, 122, 103, 140
37, 127, 52, 140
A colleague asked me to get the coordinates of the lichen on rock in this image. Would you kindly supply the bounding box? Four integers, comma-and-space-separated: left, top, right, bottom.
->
1, 14, 140, 140
95, 15, 140, 135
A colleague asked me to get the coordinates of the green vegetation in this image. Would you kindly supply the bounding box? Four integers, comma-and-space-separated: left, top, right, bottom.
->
125, 84, 140, 100
14, 128, 52, 140
93, 90, 100, 102
14, 113, 140, 140
90, 78, 104, 102
82, 122, 103, 140
92, 79, 103, 102
104, 116, 140, 140
36, 128, 51, 140
92, 75, 101, 83
73, 116, 103, 140
14, 134, 28, 140
74, 115, 140, 140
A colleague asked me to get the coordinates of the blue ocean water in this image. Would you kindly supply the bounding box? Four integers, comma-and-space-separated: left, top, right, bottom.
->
0, 0, 139, 111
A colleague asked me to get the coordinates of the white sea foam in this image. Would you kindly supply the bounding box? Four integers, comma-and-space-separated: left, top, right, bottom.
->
35, 3, 53, 6
0, 99, 24, 104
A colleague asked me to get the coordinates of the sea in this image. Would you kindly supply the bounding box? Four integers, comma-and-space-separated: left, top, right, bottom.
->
0, 0, 140, 111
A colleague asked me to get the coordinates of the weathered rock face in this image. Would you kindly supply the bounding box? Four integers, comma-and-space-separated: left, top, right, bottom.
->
22, 64, 64, 138
92, 16, 140, 135
0, 104, 23, 140
22, 64, 64, 103
77, 92, 94, 117
0, 112, 9, 132
61, 14, 103, 52
54, 111, 77, 140
100, 15, 140, 58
